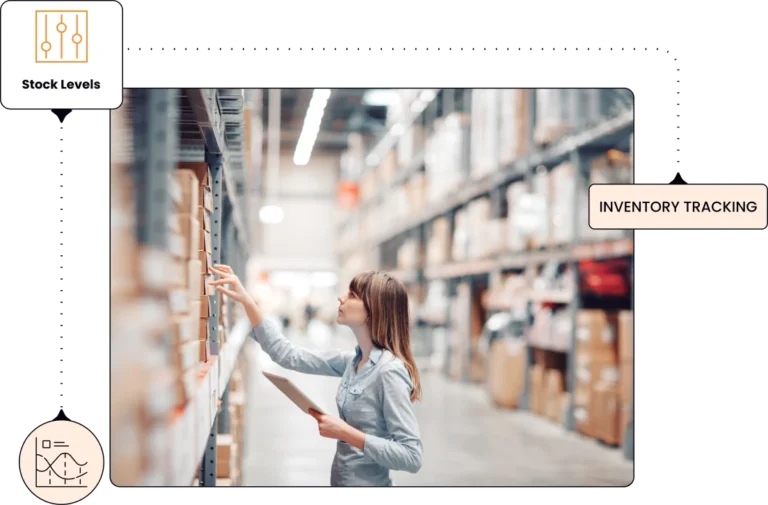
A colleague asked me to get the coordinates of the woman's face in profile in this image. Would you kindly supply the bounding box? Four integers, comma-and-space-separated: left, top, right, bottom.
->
337, 290, 367, 328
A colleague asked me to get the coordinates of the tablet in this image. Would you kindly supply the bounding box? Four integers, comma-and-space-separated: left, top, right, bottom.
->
262, 371, 326, 415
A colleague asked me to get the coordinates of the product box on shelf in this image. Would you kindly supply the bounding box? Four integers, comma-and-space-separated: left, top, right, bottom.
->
199, 251, 212, 274
544, 369, 565, 422
534, 89, 572, 146
198, 207, 211, 231
188, 260, 202, 299
110, 413, 144, 486
529, 364, 546, 416
618, 310, 633, 407
200, 228, 212, 254
169, 396, 197, 485
505, 181, 530, 253
572, 310, 622, 441
487, 338, 527, 409
470, 89, 501, 179
195, 368, 212, 454
498, 89, 529, 164
216, 434, 238, 479
200, 295, 211, 318
200, 185, 214, 213
590, 382, 620, 445
175, 169, 200, 213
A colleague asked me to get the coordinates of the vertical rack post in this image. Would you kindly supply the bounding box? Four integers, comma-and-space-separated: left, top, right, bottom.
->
219, 385, 231, 434
200, 416, 219, 486
208, 151, 223, 358
518, 88, 538, 412
564, 147, 585, 432
624, 257, 634, 460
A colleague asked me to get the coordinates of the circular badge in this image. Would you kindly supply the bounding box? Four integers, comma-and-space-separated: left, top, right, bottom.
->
19, 411, 104, 504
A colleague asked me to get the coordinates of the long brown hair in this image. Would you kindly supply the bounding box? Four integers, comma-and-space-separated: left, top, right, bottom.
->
349, 271, 422, 402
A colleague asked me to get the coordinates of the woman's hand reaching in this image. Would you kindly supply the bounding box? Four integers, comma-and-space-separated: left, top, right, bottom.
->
209, 265, 253, 306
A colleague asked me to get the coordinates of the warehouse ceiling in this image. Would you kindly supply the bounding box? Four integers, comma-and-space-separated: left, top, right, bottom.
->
261, 88, 388, 152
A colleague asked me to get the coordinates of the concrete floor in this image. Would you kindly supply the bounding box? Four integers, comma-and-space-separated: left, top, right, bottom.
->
240, 325, 633, 486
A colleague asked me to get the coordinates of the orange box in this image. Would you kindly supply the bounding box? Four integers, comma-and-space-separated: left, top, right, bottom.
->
200, 229, 212, 253
176, 169, 200, 213
200, 295, 211, 318
198, 207, 211, 231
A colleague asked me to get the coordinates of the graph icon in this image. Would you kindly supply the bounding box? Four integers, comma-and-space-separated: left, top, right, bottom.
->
36, 438, 88, 488
19, 411, 103, 504
35, 10, 88, 63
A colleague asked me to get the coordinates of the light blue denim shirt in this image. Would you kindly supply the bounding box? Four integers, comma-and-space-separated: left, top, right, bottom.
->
250, 319, 423, 486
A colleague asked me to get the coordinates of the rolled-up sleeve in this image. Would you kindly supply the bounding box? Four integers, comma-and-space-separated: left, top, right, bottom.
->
251, 319, 353, 377
363, 363, 423, 473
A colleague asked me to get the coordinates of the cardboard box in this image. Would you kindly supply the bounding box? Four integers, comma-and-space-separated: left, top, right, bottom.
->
530, 365, 546, 416
198, 207, 211, 231
168, 289, 189, 314
169, 174, 183, 209
181, 340, 200, 371
189, 301, 201, 328
170, 315, 193, 346
182, 162, 210, 187
176, 169, 200, 212
200, 229, 212, 253
544, 369, 565, 422
169, 233, 185, 260
201, 274, 212, 295
200, 295, 211, 318
200, 185, 214, 213
169, 259, 186, 288
199, 318, 209, 341
618, 311, 633, 362
199, 251, 212, 274
216, 435, 238, 478
574, 404, 593, 438
574, 350, 619, 387
189, 217, 200, 258
487, 339, 526, 409
575, 310, 618, 355
591, 382, 620, 445
198, 338, 209, 362
168, 213, 181, 234
188, 260, 202, 298
619, 362, 633, 405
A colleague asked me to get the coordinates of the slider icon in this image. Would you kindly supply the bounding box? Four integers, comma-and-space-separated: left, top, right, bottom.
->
35, 10, 88, 63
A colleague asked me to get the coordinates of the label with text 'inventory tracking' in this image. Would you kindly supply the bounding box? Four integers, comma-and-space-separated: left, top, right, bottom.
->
589, 184, 768, 230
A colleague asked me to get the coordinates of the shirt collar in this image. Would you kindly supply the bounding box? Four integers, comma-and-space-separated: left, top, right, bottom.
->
355, 345, 383, 364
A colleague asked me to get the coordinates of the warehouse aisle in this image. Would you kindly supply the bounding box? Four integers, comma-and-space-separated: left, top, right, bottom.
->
241, 326, 633, 486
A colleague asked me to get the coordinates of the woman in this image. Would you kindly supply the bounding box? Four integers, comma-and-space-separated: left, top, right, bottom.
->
210, 265, 423, 487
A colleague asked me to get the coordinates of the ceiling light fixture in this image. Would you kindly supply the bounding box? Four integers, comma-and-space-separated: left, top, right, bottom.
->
362, 89, 398, 107
293, 89, 332, 166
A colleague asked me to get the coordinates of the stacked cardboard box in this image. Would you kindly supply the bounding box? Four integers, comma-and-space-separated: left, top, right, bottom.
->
582, 151, 634, 242
181, 163, 215, 361
229, 365, 247, 483
397, 238, 422, 270
426, 218, 452, 266
397, 124, 427, 170
405, 173, 427, 215
216, 362, 247, 486
470, 89, 500, 179
505, 181, 530, 252
534, 89, 572, 146
451, 210, 468, 262
573, 310, 621, 444
425, 113, 470, 204
528, 349, 568, 424
216, 434, 238, 484
498, 89, 529, 165
171, 169, 203, 407
487, 338, 526, 409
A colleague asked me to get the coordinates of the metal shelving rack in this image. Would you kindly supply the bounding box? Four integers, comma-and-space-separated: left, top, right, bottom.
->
337, 89, 634, 460
128, 89, 254, 485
